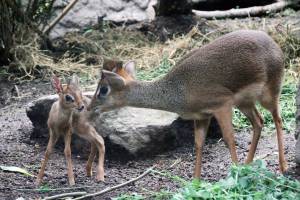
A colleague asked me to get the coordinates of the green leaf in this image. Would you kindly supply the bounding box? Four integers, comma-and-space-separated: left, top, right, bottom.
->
0, 165, 34, 177
239, 176, 249, 188
38, 185, 51, 193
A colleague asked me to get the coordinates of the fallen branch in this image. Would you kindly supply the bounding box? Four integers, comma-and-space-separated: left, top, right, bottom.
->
43, 0, 79, 34
192, 0, 293, 19
72, 165, 157, 200
15, 185, 96, 192
43, 192, 87, 200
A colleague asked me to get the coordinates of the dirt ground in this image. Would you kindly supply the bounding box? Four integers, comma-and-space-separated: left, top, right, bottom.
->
0, 79, 298, 200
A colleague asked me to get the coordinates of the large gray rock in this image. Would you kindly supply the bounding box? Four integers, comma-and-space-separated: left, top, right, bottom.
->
49, 0, 157, 38
26, 93, 222, 158
26, 93, 178, 157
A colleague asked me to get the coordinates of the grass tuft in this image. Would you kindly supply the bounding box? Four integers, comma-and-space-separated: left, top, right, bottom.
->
114, 160, 300, 200
173, 160, 300, 200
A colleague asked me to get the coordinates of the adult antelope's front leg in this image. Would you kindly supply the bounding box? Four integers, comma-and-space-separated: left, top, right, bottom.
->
214, 106, 238, 164
194, 117, 211, 178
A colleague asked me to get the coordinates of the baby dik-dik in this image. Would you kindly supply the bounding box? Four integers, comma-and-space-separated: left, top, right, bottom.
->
88, 30, 288, 178
36, 75, 105, 186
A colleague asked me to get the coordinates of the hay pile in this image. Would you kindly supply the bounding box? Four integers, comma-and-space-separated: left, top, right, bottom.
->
5, 16, 300, 82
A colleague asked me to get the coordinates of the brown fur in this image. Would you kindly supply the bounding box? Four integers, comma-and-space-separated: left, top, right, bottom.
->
36, 76, 105, 186
89, 30, 288, 177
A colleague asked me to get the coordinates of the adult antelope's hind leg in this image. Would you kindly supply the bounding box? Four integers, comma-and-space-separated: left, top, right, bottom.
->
272, 106, 288, 172
260, 94, 288, 172
238, 105, 264, 164
194, 117, 211, 178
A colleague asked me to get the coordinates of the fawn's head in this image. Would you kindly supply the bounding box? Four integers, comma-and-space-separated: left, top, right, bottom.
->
88, 61, 136, 112
51, 75, 85, 112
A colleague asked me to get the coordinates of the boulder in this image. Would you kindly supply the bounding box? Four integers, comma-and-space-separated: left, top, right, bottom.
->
26, 93, 222, 158
49, 0, 157, 38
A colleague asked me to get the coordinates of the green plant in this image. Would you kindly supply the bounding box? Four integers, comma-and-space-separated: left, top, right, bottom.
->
38, 184, 51, 193
113, 193, 144, 200
173, 160, 300, 200
114, 160, 300, 200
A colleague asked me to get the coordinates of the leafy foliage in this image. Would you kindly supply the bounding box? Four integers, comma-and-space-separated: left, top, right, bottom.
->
173, 160, 300, 200
114, 161, 300, 199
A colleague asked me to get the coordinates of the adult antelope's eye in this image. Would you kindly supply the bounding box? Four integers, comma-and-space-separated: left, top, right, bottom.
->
65, 94, 74, 102
100, 86, 109, 95
98, 86, 109, 99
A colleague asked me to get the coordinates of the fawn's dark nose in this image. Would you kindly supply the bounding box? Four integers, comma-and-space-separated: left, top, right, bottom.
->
77, 105, 85, 112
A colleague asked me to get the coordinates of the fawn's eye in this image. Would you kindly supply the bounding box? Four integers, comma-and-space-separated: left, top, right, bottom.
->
98, 86, 109, 98
65, 94, 74, 102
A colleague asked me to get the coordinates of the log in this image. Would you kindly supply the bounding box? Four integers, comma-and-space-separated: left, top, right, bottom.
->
192, 0, 293, 19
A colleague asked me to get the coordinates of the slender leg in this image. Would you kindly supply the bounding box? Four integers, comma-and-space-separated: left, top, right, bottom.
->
36, 129, 58, 185
238, 106, 264, 164
194, 118, 211, 178
272, 107, 288, 172
93, 132, 105, 182
214, 106, 238, 164
64, 130, 75, 185
86, 143, 96, 177
80, 126, 105, 182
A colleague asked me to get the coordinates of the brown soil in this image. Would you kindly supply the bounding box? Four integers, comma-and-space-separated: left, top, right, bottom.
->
0, 80, 298, 200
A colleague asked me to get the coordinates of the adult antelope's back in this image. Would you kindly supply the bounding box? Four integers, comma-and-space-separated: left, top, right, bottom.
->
89, 30, 288, 177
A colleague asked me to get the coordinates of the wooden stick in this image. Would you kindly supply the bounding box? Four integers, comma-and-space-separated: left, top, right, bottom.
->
43, 192, 87, 200
43, 0, 79, 34
192, 0, 293, 19
72, 165, 157, 200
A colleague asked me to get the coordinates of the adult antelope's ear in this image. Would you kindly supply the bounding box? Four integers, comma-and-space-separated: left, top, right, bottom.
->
69, 74, 80, 87
123, 61, 136, 78
103, 57, 123, 72
51, 75, 63, 94
101, 70, 126, 90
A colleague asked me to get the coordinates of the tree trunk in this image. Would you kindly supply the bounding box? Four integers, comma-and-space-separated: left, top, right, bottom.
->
0, 0, 14, 66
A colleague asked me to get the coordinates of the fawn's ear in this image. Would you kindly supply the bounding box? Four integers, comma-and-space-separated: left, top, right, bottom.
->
101, 70, 126, 90
51, 75, 63, 93
123, 61, 136, 78
69, 74, 80, 87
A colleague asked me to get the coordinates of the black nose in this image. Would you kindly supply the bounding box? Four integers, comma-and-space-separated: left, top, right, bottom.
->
78, 105, 85, 111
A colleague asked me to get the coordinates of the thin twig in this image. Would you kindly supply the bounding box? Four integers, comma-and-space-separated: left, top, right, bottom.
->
72, 165, 157, 200
14, 85, 20, 97
43, 192, 87, 200
15, 185, 97, 192
168, 158, 182, 169
43, 0, 79, 34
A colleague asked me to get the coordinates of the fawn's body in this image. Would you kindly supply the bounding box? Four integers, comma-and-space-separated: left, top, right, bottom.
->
36, 76, 105, 186
89, 30, 287, 177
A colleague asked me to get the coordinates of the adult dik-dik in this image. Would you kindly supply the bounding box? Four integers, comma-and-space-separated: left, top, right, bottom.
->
88, 30, 288, 177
